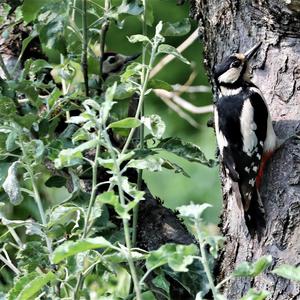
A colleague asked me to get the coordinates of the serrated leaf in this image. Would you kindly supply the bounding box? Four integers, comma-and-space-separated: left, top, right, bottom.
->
146, 244, 198, 272
178, 203, 212, 220
128, 34, 151, 44
53, 237, 113, 263
2, 161, 23, 205
233, 255, 272, 277
148, 79, 173, 91
241, 289, 269, 300
161, 18, 191, 36
272, 264, 300, 281
141, 115, 165, 139
8, 271, 55, 300
157, 137, 217, 167
158, 44, 190, 65
109, 117, 141, 129
127, 156, 164, 172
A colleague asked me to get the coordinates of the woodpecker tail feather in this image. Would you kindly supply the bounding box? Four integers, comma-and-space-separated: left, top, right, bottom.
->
244, 188, 265, 239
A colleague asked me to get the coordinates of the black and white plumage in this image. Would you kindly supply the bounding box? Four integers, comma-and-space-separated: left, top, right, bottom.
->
213, 43, 277, 234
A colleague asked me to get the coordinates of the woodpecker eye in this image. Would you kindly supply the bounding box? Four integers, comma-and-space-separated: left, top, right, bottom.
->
107, 56, 117, 64
231, 60, 241, 68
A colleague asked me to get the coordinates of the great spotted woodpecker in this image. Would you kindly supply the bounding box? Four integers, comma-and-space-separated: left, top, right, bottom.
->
213, 43, 278, 234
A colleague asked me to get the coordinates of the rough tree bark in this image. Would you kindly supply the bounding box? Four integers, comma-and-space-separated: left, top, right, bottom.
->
190, 0, 300, 299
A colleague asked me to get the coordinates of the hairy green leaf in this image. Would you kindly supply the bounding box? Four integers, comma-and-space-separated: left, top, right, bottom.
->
272, 264, 300, 281
142, 115, 166, 139
162, 18, 191, 36
128, 34, 151, 44
178, 203, 212, 220
157, 137, 217, 167
53, 237, 113, 263
233, 255, 272, 277
158, 44, 190, 65
109, 117, 141, 129
148, 79, 173, 91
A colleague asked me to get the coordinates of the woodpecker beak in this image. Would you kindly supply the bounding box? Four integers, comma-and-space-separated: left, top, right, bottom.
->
124, 53, 141, 63
244, 42, 262, 60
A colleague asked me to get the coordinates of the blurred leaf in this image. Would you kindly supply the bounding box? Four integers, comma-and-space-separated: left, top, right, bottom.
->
157, 137, 217, 167
8, 271, 55, 300
53, 237, 113, 263
145, 0, 154, 26
142, 115, 165, 139
178, 203, 212, 220
152, 274, 170, 294
21, 0, 49, 22
118, 0, 144, 15
48, 205, 81, 228
146, 244, 197, 272
241, 289, 269, 300
0, 162, 10, 185
128, 34, 151, 44
162, 159, 190, 177
233, 256, 272, 277
45, 175, 67, 188
109, 117, 141, 129
54, 148, 83, 169
158, 44, 190, 65
114, 82, 137, 99
0, 96, 16, 118
162, 18, 191, 36
17, 241, 48, 272
127, 156, 164, 172
148, 79, 172, 91
272, 264, 300, 281
6, 130, 18, 152
2, 161, 23, 205
141, 291, 156, 300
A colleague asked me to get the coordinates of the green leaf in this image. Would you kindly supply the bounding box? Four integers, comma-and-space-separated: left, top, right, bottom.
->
146, 244, 198, 272
114, 82, 137, 100
152, 274, 170, 294
127, 156, 164, 172
161, 18, 191, 36
148, 79, 173, 91
128, 34, 151, 44
233, 255, 272, 277
178, 203, 212, 220
109, 117, 141, 129
2, 161, 23, 205
158, 44, 190, 65
0, 96, 16, 118
157, 137, 217, 167
54, 149, 83, 169
142, 115, 166, 139
48, 205, 81, 228
8, 271, 55, 300
241, 289, 269, 300
272, 264, 300, 281
53, 237, 113, 263
21, 0, 50, 22
145, 1, 154, 26
118, 0, 144, 16
45, 176, 67, 188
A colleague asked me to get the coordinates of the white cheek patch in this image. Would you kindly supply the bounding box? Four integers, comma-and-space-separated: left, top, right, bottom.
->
220, 86, 242, 96
240, 99, 258, 156
218, 66, 242, 84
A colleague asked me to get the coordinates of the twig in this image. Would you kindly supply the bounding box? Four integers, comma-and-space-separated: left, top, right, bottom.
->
160, 95, 199, 128
154, 89, 213, 114
82, 0, 89, 97
150, 28, 199, 78
175, 70, 198, 96
172, 84, 211, 93
0, 253, 20, 275
0, 53, 12, 80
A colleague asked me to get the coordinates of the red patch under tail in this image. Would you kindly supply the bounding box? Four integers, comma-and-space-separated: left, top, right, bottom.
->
256, 151, 274, 188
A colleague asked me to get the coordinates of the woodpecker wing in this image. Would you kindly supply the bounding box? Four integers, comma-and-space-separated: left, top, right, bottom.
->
215, 85, 268, 210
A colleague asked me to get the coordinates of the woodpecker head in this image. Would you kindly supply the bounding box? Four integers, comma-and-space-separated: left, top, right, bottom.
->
102, 52, 141, 78
214, 42, 262, 88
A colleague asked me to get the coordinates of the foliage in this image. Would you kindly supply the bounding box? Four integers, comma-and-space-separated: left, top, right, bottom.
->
0, 1, 296, 299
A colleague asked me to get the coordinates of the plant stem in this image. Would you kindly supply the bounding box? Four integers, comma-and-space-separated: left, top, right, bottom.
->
0, 53, 12, 80
28, 168, 53, 259
103, 130, 142, 300
82, 0, 89, 97
72, 132, 101, 300
132, 0, 147, 247
195, 221, 218, 299
8, 226, 24, 249
121, 40, 158, 155
99, 0, 110, 87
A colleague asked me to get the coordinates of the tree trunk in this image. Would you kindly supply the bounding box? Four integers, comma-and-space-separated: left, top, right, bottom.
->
190, 0, 300, 298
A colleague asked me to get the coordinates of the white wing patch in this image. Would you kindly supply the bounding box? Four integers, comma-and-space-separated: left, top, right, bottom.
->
250, 87, 277, 153
214, 108, 228, 156
240, 99, 258, 156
